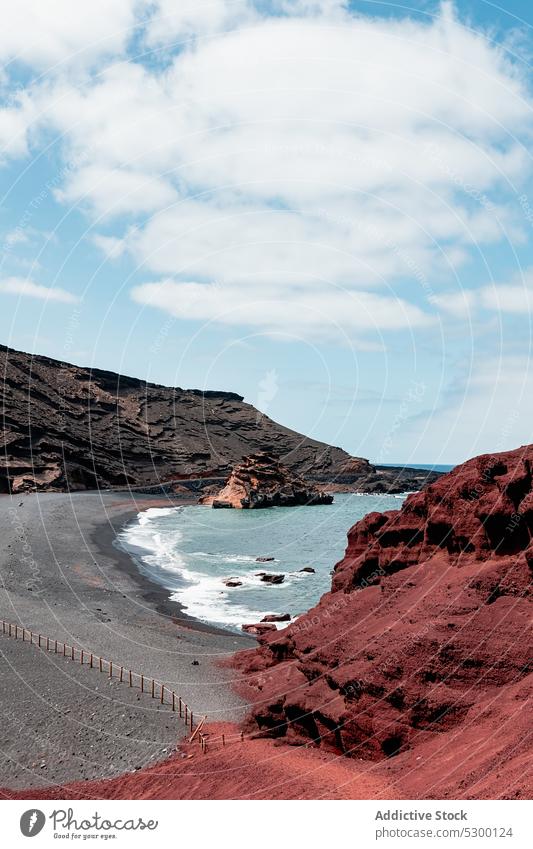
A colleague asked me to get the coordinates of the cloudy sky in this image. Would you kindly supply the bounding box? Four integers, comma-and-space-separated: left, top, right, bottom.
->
1, 0, 533, 464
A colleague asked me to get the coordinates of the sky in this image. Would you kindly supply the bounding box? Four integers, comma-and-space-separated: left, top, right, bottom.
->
1, 0, 533, 465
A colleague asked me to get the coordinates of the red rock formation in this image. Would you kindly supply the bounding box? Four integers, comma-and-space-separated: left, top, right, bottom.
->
234, 445, 532, 762
201, 450, 334, 509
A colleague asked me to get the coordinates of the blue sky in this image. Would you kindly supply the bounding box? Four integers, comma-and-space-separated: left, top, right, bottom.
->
1, 1, 533, 464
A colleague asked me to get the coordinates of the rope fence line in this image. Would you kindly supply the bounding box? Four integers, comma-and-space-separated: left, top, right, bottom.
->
0, 618, 217, 753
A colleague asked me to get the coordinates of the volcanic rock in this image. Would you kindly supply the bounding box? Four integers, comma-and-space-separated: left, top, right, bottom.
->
261, 613, 291, 622
242, 623, 277, 636
201, 450, 334, 509
299, 567, 316, 573
256, 557, 275, 562
234, 445, 533, 761
222, 578, 242, 588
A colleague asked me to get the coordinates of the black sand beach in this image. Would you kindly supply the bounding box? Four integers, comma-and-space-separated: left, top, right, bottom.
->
0, 491, 252, 790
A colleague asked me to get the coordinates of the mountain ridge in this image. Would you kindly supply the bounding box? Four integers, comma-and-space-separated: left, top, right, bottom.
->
0, 344, 440, 495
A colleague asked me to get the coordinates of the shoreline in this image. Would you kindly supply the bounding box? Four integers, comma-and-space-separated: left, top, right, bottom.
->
96, 500, 252, 637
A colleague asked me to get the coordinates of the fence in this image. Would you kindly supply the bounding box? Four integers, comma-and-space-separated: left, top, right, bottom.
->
0, 618, 214, 753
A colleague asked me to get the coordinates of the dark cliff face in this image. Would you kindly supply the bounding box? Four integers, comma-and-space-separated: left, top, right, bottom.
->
234, 445, 532, 761
0, 344, 368, 493
202, 450, 334, 508
0, 344, 442, 494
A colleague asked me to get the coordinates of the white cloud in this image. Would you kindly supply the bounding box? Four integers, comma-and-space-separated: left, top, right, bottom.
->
145, 0, 255, 46
0, 277, 78, 303
398, 354, 533, 464
92, 233, 127, 259
0, 90, 37, 159
55, 164, 177, 217
434, 269, 533, 317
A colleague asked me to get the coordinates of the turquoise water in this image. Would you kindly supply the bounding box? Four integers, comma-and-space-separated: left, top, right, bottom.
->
118, 493, 405, 632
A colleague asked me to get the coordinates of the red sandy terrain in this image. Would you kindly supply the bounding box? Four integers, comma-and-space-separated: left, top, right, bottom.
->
231, 445, 532, 797
2, 446, 531, 799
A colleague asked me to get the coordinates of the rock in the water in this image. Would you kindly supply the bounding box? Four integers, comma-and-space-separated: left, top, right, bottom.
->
261, 613, 291, 622
299, 566, 316, 573
256, 556, 275, 562
201, 450, 334, 509
259, 573, 285, 585
222, 578, 242, 588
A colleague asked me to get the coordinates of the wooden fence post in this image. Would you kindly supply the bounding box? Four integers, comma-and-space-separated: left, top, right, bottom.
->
172, 692, 175, 712
179, 698, 182, 718
160, 684, 164, 704
151, 679, 155, 698
71, 646, 74, 660
90, 653, 93, 668
129, 670, 132, 687
141, 674, 144, 693
63, 643, 66, 656
46, 637, 50, 651
109, 661, 113, 678
55, 640, 58, 653
120, 666, 123, 683
80, 650, 84, 664
99, 657, 103, 672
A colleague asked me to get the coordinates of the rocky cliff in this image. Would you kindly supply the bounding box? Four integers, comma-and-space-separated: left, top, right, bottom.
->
201, 450, 334, 508
0, 344, 439, 494
235, 445, 532, 763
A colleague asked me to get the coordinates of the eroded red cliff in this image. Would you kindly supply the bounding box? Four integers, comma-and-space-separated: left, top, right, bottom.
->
200, 450, 333, 508
234, 446, 532, 762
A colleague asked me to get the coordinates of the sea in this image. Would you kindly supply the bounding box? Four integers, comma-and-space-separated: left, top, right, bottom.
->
117, 492, 409, 632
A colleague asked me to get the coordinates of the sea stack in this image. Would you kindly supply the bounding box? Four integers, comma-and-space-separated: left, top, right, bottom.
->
201, 449, 334, 509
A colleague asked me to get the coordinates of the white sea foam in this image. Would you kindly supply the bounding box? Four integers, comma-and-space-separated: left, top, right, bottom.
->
119, 505, 279, 628
117, 494, 403, 632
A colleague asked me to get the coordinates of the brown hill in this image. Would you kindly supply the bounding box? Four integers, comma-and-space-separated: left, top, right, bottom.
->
0, 344, 439, 494
233, 445, 532, 782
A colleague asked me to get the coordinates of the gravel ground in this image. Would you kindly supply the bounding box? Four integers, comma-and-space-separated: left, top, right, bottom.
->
0, 491, 253, 789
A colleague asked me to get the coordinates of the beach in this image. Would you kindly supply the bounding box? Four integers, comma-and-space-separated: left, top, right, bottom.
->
0, 491, 252, 790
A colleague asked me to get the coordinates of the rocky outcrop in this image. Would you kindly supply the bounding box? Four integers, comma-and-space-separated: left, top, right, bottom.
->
234, 445, 532, 761
0, 345, 441, 495
201, 451, 334, 509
